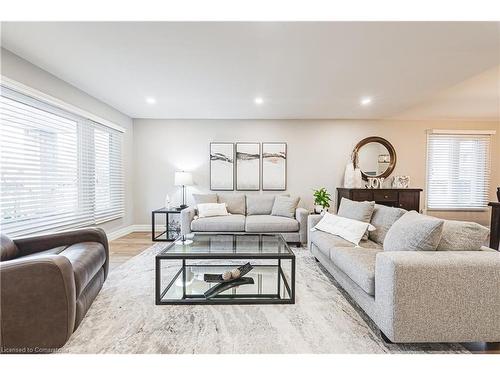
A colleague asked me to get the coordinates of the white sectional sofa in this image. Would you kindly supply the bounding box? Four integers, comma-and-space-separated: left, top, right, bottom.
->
308, 201, 500, 344
181, 193, 309, 244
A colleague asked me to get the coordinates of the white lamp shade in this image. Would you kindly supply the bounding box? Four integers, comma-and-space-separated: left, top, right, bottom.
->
174, 171, 193, 186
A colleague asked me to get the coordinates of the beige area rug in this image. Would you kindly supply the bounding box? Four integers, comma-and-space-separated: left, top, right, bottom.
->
59, 244, 468, 354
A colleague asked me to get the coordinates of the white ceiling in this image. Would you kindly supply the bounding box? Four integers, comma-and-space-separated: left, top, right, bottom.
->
1, 22, 499, 120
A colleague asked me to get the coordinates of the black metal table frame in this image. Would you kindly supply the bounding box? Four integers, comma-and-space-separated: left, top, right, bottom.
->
151, 208, 181, 242
155, 236, 296, 305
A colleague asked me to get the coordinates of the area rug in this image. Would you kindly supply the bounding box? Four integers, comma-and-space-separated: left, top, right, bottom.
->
59, 244, 468, 354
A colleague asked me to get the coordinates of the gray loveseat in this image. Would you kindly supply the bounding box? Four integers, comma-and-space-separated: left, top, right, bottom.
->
181, 193, 309, 244
308, 204, 500, 344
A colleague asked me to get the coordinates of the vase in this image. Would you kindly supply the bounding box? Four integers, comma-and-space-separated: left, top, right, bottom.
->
343, 162, 355, 188
497, 187, 500, 202
314, 205, 323, 214
354, 168, 363, 188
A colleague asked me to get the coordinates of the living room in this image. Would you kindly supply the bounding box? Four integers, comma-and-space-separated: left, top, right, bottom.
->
1, 1, 499, 372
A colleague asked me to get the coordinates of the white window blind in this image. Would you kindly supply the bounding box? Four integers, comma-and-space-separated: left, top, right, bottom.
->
0, 86, 124, 238
426, 132, 491, 210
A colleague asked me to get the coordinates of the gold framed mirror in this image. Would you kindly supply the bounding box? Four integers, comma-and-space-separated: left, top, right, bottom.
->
353, 136, 397, 181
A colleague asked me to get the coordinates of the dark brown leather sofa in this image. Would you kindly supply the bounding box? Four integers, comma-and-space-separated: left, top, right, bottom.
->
0, 228, 109, 353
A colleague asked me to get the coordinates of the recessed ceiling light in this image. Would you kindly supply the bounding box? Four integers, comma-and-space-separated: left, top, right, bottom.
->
254, 97, 264, 105
146, 97, 156, 104
360, 97, 373, 106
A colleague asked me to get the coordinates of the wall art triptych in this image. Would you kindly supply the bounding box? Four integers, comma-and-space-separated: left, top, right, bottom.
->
209, 142, 287, 191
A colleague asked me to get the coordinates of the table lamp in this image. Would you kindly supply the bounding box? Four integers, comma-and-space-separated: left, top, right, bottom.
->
174, 171, 193, 209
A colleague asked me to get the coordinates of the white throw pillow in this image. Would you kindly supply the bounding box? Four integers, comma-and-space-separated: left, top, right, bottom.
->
314, 212, 376, 246
197, 203, 229, 218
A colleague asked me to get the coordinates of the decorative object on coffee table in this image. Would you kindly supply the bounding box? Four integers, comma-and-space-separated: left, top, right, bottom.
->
313, 187, 331, 213
174, 171, 193, 209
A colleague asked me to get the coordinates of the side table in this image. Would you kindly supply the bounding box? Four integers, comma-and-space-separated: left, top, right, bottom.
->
152, 208, 182, 241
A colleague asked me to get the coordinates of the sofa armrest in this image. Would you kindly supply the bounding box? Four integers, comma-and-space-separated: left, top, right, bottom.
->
14, 227, 109, 278
375, 250, 500, 343
180, 206, 196, 235
307, 214, 322, 249
295, 207, 309, 244
0, 255, 76, 351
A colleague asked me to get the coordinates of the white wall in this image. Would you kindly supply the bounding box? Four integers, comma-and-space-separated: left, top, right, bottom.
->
133, 119, 499, 227
1, 48, 135, 234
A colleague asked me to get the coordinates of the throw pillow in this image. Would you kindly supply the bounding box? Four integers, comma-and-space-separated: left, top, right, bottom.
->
314, 212, 376, 246
197, 203, 229, 218
246, 194, 289, 215
271, 196, 300, 218
383, 211, 444, 252
337, 197, 375, 223
437, 220, 489, 251
192, 193, 217, 208
217, 194, 246, 215
369, 204, 407, 245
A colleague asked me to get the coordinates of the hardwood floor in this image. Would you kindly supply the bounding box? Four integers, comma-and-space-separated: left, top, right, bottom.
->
108, 231, 499, 354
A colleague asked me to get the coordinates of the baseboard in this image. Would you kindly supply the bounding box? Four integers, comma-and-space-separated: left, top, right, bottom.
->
106, 224, 162, 240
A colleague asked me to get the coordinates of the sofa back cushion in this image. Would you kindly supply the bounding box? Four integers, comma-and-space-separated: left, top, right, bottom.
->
437, 220, 489, 251
337, 198, 375, 223
192, 193, 217, 208
246, 195, 275, 215
1, 233, 19, 261
369, 204, 407, 245
271, 196, 300, 218
384, 211, 444, 252
217, 194, 246, 215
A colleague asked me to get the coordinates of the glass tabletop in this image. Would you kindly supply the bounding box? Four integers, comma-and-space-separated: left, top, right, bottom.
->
157, 233, 294, 258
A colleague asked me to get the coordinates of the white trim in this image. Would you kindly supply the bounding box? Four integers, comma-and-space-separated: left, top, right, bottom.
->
427, 129, 496, 135
1, 75, 126, 133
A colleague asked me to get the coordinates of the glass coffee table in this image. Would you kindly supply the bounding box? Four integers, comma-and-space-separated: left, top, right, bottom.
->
155, 233, 295, 305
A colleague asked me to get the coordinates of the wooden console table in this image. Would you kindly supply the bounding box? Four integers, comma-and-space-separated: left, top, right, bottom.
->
337, 188, 423, 212
488, 202, 500, 250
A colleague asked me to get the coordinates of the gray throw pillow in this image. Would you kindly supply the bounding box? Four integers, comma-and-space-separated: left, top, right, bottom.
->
246, 194, 289, 215
337, 198, 375, 223
384, 211, 444, 252
271, 196, 300, 218
217, 194, 246, 215
437, 220, 489, 251
192, 193, 217, 208
369, 204, 407, 245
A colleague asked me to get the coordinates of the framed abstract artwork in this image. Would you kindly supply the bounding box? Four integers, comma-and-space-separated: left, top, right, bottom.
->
236, 142, 260, 191
262, 142, 287, 191
210, 142, 234, 190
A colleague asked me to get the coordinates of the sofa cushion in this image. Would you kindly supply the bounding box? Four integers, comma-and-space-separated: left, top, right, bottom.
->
314, 212, 375, 246
191, 214, 246, 232
271, 196, 300, 218
197, 203, 229, 218
310, 230, 355, 258
61, 242, 107, 297
369, 204, 407, 245
192, 193, 217, 208
246, 195, 276, 215
437, 220, 489, 251
245, 215, 299, 232
329, 246, 381, 296
217, 193, 246, 215
337, 198, 375, 223
384, 211, 444, 252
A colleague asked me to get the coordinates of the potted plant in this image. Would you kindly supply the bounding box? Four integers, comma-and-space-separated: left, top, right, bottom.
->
313, 188, 332, 214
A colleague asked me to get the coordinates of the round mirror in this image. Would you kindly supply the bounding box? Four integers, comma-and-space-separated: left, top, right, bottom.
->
353, 137, 396, 180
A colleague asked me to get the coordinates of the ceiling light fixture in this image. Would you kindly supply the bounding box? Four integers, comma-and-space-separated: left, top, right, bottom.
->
146, 97, 157, 104
254, 97, 264, 105
360, 97, 373, 106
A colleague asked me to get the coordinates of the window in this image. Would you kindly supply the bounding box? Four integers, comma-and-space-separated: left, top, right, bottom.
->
0, 86, 124, 238
426, 131, 492, 210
